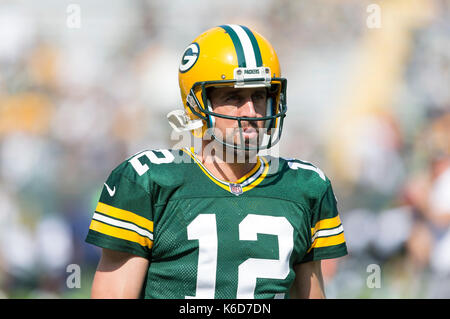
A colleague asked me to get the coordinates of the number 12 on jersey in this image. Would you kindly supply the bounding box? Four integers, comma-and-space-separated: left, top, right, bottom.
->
186, 214, 294, 299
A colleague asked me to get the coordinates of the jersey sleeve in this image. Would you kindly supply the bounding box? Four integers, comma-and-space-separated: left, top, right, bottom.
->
85, 167, 154, 259
301, 181, 348, 262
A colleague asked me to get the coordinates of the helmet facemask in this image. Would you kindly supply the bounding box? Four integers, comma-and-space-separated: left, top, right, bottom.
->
185, 75, 287, 152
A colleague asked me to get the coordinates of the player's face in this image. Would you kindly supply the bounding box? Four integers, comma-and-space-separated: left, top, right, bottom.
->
208, 87, 267, 149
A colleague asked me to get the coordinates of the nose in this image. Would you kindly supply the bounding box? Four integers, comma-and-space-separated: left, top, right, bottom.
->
239, 97, 257, 118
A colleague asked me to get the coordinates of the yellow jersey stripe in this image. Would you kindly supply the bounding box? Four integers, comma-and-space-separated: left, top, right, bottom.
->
307, 232, 345, 253
311, 215, 341, 237
95, 202, 153, 232
89, 219, 153, 249
236, 158, 262, 184
242, 156, 269, 191
182, 148, 230, 191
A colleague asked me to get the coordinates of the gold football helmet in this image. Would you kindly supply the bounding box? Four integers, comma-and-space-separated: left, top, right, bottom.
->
173, 24, 287, 150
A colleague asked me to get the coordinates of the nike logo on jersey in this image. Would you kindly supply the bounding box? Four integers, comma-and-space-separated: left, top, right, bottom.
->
104, 183, 116, 196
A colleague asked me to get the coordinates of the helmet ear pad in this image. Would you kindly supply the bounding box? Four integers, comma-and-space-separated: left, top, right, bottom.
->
206, 98, 215, 128
264, 96, 275, 131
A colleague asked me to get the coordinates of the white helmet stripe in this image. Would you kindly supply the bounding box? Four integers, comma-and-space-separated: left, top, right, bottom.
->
227, 24, 257, 68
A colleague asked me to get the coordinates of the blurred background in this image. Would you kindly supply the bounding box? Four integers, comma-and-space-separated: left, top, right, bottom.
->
0, 0, 449, 298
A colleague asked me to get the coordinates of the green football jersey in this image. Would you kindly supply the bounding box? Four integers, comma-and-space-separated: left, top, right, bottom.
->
86, 148, 347, 299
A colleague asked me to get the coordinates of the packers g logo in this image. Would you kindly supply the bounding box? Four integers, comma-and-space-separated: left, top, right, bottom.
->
179, 42, 199, 73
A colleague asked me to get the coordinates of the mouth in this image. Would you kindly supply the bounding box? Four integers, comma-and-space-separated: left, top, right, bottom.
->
242, 127, 258, 139
221, 126, 261, 147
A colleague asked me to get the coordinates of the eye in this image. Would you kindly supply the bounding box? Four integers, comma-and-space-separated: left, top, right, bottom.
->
225, 94, 241, 103
252, 91, 267, 101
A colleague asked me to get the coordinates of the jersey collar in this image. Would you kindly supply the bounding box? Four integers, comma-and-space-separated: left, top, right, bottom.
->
182, 147, 269, 196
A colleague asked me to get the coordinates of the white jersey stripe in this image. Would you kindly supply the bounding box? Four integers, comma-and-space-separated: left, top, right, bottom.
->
241, 160, 265, 187
311, 224, 344, 242
93, 212, 154, 240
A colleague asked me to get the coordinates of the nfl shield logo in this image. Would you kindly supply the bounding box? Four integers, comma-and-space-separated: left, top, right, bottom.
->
229, 183, 243, 195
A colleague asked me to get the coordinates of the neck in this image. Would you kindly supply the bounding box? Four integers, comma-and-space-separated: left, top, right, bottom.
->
196, 141, 259, 183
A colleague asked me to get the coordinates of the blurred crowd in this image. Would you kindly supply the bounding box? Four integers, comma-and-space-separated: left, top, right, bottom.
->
0, 0, 449, 298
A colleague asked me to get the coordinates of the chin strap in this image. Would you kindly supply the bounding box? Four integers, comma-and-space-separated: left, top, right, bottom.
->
167, 109, 204, 132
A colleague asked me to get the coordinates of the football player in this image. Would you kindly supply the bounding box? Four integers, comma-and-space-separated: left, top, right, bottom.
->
86, 24, 347, 299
